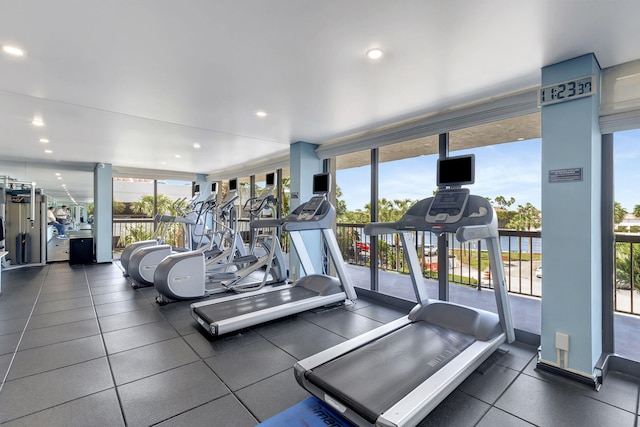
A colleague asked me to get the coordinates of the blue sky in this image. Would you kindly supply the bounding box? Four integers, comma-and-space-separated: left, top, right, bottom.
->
337, 129, 640, 213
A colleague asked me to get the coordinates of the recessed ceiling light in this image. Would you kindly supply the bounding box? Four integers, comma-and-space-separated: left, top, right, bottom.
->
62, 184, 67, 187
57, 176, 62, 180
32, 118, 44, 126
256, 111, 267, 118
39, 138, 49, 143
193, 143, 201, 149
2, 45, 24, 56
44, 149, 52, 154
174, 154, 181, 158
161, 162, 167, 165
517, 137, 525, 141
366, 48, 384, 59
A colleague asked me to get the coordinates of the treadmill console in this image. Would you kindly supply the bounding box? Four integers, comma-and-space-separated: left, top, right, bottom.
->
298, 196, 325, 220
425, 188, 470, 224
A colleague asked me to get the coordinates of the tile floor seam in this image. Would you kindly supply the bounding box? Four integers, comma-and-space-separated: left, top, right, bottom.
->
0, 388, 118, 425
0, 266, 50, 395
112, 358, 205, 387
134, 287, 245, 406
5, 353, 108, 383
144, 393, 248, 427
234, 366, 294, 392
231, 381, 280, 425
467, 362, 537, 426
25, 307, 98, 329
101, 319, 177, 345
579, 392, 639, 416
16, 339, 102, 354
83, 265, 130, 427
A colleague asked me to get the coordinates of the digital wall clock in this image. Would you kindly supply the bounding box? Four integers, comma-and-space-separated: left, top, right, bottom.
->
539, 74, 596, 106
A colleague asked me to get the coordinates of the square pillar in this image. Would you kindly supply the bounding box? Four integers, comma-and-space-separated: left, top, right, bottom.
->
289, 141, 323, 278
539, 54, 602, 384
94, 163, 113, 263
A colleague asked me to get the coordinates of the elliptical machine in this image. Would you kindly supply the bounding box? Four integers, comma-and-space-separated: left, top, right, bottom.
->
120, 188, 203, 276
154, 173, 287, 304
127, 184, 219, 288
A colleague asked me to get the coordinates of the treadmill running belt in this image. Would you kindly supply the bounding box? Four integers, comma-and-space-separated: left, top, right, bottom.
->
306, 321, 475, 424
194, 286, 319, 324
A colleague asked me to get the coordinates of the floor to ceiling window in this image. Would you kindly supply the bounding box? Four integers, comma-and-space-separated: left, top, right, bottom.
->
613, 128, 640, 360
331, 113, 543, 334
335, 149, 371, 289
112, 177, 155, 254
112, 177, 194, 256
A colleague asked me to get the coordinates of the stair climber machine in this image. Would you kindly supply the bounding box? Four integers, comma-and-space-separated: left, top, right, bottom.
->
154, 173, 287, 303
120, 186, 203, 275
294, 155, 515, 427
127, 183, 220, 288
190, 172, 358, 337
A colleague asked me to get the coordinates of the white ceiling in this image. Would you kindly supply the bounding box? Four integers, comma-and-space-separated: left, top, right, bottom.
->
1, 0, 640, 203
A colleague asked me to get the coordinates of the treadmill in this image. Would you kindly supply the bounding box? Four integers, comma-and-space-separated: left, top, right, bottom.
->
190, 173, 358, 337
294, 155, 515, 427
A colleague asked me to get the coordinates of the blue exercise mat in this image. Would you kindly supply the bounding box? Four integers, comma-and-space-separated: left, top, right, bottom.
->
258, 396, 353, 427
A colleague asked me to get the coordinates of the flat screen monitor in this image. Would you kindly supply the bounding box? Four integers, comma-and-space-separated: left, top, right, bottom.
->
266, 172, 275, 186
437, 154, 475, 187
211, 182, 218, 193
313, 173, 330, 194
193, 184, 200, 194
229, 178, 238, 192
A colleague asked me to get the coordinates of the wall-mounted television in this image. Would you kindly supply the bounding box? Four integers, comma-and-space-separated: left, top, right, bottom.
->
211, 182, 218, 193
229, 178, 238, 192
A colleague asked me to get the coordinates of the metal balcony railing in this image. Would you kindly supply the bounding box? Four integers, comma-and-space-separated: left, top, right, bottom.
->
336, 223, 640, 315
112, 218, 640, 315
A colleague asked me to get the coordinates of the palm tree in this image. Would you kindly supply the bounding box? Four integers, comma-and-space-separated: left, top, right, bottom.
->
128, 194, 188, 247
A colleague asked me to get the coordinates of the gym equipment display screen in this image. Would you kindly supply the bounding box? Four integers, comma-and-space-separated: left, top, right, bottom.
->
229, 178, 238, 191
429, 190, 467, 216
313, 173, 330, 194
266, 173, 275, 186
437, 155, 474, 187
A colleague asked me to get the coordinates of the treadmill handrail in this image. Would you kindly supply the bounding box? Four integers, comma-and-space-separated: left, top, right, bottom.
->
363, 221, 402, 235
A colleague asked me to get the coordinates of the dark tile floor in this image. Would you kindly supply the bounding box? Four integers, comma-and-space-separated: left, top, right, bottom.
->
0, 262, 638, 426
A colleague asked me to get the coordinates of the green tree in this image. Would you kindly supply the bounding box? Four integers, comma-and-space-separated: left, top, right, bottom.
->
632, 204, 640, 220
615, 202, 628, 226
280, 177, 290, 215
493, 195, 517, 228
131, 194, 183, 217
616, 242, 640, 291
506, 203, 541, 231
493, 196, 515, 210
335, 184, 347, 217
113, 200, 125, 215
127, 194, 188, 248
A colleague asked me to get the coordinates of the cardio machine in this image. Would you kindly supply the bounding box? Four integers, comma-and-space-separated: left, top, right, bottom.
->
153, 176, 286, 303
127, 184, 218, 288
120, 187, 205, 276
294, 155, 515, 427
190, 173, 358, 337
